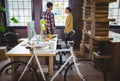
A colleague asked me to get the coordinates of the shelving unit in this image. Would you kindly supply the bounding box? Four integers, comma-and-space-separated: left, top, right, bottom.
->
80, 0, 117, 67
93, 52, 112, 59
0, 46, 7, 62
80, 0, 91, 54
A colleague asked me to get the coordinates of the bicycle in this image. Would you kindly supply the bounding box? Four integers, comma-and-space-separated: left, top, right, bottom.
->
0, 46, 107, 81
0, 61, 39, 81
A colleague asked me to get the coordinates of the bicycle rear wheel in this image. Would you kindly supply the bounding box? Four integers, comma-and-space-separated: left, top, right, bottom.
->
64, 59, 107, 81
0, 61, 39, 81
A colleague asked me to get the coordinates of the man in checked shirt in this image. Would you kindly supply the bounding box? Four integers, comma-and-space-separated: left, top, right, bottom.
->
41, 2, 57, 34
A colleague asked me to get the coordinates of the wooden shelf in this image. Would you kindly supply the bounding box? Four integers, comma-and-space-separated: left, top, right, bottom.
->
84, 44, 90, 50
82, 18, 115, 22
86, 31, 113, 41
95, 19, 115, 22
95, 28, 109, 31
94, 0, 117, 3
95, 10, 108, 13
80, 0, 115, 61
94, 15, 108, 18
82, 5, 91, 8
93, 52, 112, 59
82, 18, 92, 21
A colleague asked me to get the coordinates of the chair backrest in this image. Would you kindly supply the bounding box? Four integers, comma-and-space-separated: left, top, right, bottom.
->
65, 30, 76, 44
4, 32, 18, 47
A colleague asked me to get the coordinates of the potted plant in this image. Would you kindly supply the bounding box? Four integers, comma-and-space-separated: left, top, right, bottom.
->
0, 5, 19, 45
0, 6, 6, 34
0, 24, 5, 34
0, 6, 19, 34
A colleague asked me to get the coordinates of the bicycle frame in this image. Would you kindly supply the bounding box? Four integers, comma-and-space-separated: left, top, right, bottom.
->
50, 47, 85, 81
18, 47, 85, 81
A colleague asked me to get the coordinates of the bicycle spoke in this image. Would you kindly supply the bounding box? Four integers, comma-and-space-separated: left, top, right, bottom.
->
64, 60, 106, 81
0, 61, 39, 81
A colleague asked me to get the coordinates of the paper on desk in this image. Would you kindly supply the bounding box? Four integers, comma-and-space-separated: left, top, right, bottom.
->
33, 41, 56, 54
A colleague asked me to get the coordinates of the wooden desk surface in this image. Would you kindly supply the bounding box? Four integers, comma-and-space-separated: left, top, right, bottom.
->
109, 31, 120, 43
6, 35, 57, 57
85, 31, 120, 43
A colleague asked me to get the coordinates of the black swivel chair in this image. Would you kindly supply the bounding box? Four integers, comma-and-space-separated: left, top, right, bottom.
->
2, 32, 19, 74
55, 30, 76, 69
4, 32, 18, 50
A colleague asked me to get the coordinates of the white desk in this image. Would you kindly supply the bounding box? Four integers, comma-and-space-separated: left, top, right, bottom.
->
6, 35, 57, 78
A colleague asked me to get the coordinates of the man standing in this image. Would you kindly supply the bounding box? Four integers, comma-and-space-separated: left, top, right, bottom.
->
41, 2, 57, 34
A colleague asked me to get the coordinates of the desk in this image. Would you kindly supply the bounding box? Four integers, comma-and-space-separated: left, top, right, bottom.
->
6, 35, 57, 79
109, 31, 120, 43
108, 31, 120, 80
18, 38, 28, 43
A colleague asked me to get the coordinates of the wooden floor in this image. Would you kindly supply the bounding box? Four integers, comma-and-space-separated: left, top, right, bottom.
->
0, 51, 113, 81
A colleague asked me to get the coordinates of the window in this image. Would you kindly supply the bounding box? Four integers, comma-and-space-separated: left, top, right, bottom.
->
6, 0, 32, 26
109, 0, 120, 25
42, 0, 68, 26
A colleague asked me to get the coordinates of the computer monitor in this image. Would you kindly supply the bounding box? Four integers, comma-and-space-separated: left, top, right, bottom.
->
27, 21, 36, 41
40, 20, 43, 36
27, 20, 46, 42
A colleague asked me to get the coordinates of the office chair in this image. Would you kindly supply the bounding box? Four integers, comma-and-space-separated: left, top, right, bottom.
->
55, 30, 76, 69
2, 32, 19, 74
4, 32, 18, 50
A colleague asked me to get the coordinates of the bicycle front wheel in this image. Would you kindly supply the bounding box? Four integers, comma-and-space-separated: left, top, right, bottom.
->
64, 59, 107, 81
0, 61, 39, 81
